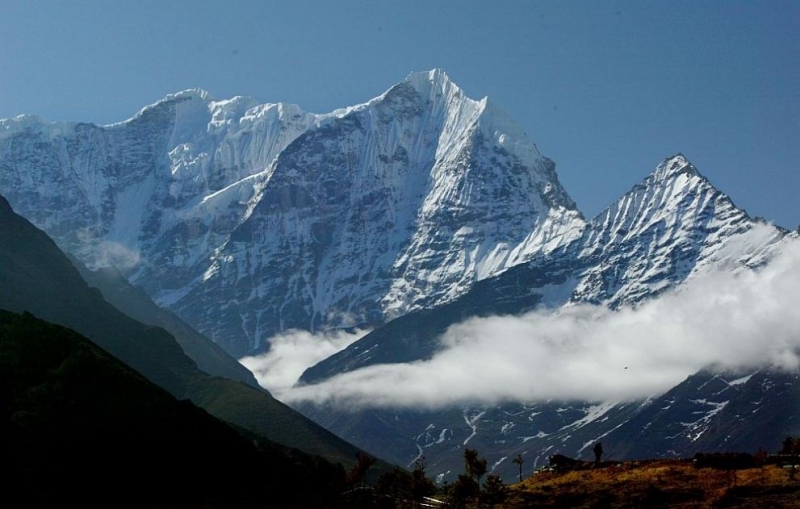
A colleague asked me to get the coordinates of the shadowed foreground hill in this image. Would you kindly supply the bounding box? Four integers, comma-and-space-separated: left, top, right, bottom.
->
0, 193, 373, 468
0, 310, 346, 508
73, 262, 261, 389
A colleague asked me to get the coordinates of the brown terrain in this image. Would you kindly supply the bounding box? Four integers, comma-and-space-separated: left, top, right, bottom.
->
502, 459, 800, 508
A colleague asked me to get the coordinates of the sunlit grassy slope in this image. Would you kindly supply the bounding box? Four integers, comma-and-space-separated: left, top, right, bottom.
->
503, 460, 800, 508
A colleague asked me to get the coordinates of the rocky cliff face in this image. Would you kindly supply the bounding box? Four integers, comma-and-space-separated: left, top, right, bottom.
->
302, 154, 787, 382
0, 70, 584, 356
171, 70, 584, 354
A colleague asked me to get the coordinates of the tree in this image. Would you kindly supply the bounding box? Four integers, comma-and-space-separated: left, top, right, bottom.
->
464, 448, 488, 484
781, 436, 800, 454
450, 474, 479, 509
375, 467, 410, 507
593, 442, 604, 466
754, 447, 769, 485
410, 456, 436, 505
374, 456, 436, 508
482, 474, 507, 508
449, 449, 490, 508
780, 436, 800, 482
347, 451, 375, 489
512, 454, 524, 483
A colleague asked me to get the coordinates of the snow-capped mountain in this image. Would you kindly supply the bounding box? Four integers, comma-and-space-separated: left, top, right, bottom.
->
302, 154, 787, 382
602, 368, 800, 459
0, 70, 583, 356
1, 70, 796, 482
0, 89, 320, 253
572, 154, 785, 306
296, 154, 794, 481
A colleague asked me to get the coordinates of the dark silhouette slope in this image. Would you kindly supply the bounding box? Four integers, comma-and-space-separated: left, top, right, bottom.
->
73, 262, 260, 388
0, 309, 347, 508
0, 194, 372, 467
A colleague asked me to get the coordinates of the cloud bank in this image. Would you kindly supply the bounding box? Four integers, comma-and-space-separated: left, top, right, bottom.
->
276, 234, 800, 409
77, 229, 142, 270
240, 328, 367, 393
93, 240, 142, 269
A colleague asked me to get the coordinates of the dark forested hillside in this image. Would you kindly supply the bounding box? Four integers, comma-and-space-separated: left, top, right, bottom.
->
0, 193, 377, 468
0, 310, 348, 508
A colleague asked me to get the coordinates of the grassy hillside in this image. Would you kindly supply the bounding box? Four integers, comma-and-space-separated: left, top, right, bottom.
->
503, 459, 800, 508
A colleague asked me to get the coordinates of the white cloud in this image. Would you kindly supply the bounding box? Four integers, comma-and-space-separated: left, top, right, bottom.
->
281, 235, 800, 409
75, 229, 142, 270
92, 240, 141, 269
239, 328, 367, 395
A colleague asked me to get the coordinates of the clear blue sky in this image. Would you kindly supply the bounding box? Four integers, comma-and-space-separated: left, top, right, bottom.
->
1, 1, 798, 227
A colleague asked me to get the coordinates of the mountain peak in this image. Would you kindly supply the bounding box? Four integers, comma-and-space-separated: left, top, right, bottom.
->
612, 154, 722, 218
165, 88, 214, 103
402, 68, 471, 103
650, 153, 701, 182
128, 88, 215, 124
404, 68, 454, 88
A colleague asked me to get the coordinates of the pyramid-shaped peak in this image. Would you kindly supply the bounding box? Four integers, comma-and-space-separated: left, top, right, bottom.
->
405, 68, 452, 84
403, 69, 469, 99
650, 153, 702, 182
603, 153, 723, 220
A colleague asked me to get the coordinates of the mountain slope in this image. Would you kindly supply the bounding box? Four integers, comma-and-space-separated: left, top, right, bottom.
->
194, 70, 582, 355
73, 262, 259, 388
0, 309, 347, 508
0, 195, 196, 395
0, 194, 374, 467
602, 368, 800, 459
0, 91, 325, 357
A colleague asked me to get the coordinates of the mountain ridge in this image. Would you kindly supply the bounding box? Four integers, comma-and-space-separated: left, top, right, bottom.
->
0, 69, 585, 356
300, 153, 787, 383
